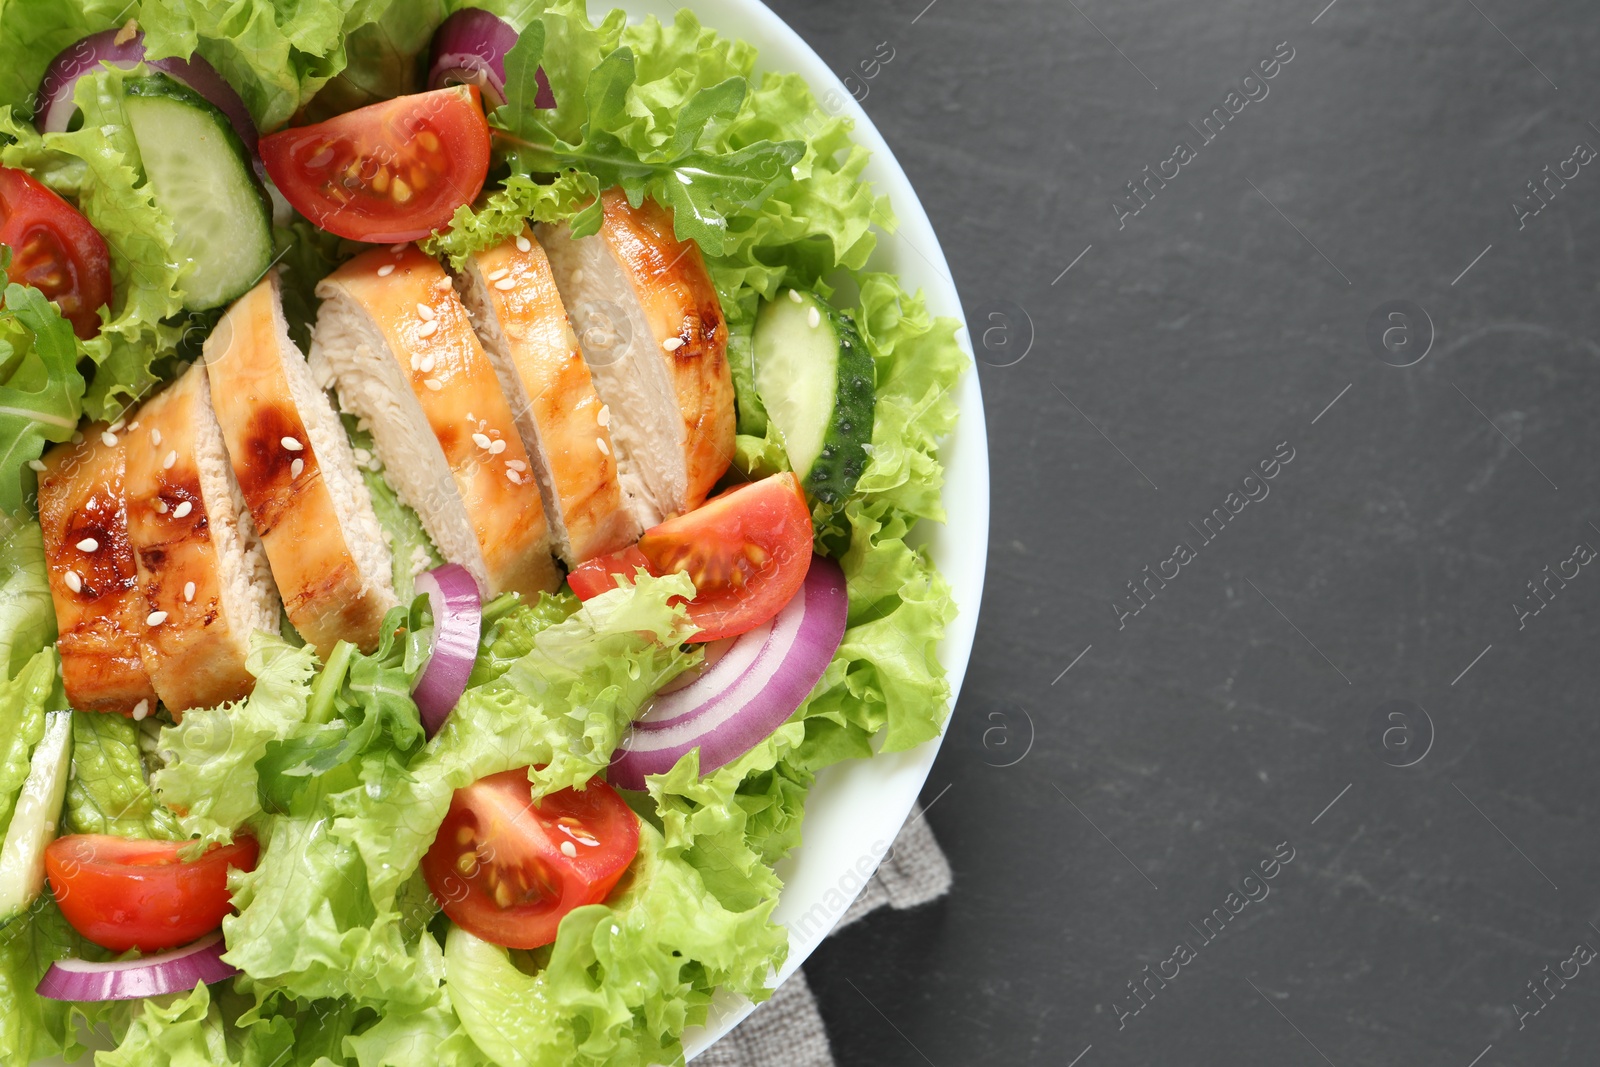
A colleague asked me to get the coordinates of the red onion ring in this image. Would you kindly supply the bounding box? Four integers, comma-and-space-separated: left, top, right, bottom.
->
36, 931, 238, 1001
608, 556, 847, 790
426, 8, 555, 110
36, 28, 258, 155
412, 563, 483, 737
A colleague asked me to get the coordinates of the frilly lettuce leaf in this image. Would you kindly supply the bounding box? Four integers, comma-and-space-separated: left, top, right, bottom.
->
0, 896, 113, 1064
442, 822, 786, 1067
0, 283, 85, 513
217, 575, 695, 1007
152, 634, 320, 847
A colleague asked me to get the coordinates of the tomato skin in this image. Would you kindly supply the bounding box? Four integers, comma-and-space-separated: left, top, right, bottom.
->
568, 472, 814, 642
44, 835, 259, 952
421, 769, 640, 950
260, 85, 490, 243
0, 167, 111, 340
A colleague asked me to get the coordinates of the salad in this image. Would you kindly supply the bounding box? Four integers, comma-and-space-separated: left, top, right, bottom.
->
0, 1, 966, 1064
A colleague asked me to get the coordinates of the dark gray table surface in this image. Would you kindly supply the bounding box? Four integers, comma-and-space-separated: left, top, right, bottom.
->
762, 0, 1600, 1063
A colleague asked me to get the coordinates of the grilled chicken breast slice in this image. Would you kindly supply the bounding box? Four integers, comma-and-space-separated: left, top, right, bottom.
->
537, 189, 735, 527
124, 363, 281, 713
310, 245, 559, 600
36, 427, 158, 716
456, 229, 638, 565
204, 274, 397, 657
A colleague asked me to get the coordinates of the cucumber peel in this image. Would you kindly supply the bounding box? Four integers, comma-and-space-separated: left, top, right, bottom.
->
753, 289, 875, 506
0, 710, 72, 927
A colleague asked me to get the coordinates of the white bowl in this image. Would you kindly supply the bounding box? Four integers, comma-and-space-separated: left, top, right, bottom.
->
32, 2, 987, 1061
635, 0, 991, 1056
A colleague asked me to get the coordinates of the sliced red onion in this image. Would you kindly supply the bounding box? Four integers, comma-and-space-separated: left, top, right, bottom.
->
36, 931, 236, 1001
36, 29, 258, 155
426, 8, 555, 110
412, 563, 483, 737
609, 556, 847, 790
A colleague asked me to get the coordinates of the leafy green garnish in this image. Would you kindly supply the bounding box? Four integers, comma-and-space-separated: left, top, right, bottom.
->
62, 710, 184, 840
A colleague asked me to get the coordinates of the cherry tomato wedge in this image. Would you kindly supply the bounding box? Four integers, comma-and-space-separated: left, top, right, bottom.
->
568, 472, 814, 642
421, 768, 640, 950
0, 166, 111, 340
44, 834, 259, 952
259, 85, 490, 243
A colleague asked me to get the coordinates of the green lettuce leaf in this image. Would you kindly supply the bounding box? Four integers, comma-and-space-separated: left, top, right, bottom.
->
0, 68, 186, 421
443, 821, 786, 1067
0, 895, 112, 1064
0, 283, 85, 513
152, 635, 319, 847
0, 648, 60, 840
220, 575, 695, 1008
0, 516, 55, 680
63, 710, 184, 840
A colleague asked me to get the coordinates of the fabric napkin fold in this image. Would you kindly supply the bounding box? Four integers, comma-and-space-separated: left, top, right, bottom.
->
698, 804, 950, 1067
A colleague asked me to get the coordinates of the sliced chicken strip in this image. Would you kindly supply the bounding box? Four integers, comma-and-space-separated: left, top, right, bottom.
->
36, 426, 158, 716
204, 274, 397, 657
310, 244, 559, 600
456, 228, 638, 565
537, 189, 735, 527
124, 363, 281, 714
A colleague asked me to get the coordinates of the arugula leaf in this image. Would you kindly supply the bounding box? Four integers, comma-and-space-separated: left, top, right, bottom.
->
0, 284, 84, 514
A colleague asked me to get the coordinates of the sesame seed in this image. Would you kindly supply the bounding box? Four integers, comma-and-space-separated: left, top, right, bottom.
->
487, 267, 509, 282
131, 699, 149, 721
597, 405, 610, 427
663, 337, 684, 352
505, 468, 522, 484
495, 277, 516, 291
172, 501, 193, 518
163, 450, 177, 470
472, 433, 492, 449
356, 418, 370, 432
76, 537, 99, 552
377, 264, 395, 277
596, 437, 610, 455
488, 439, 506, 454
410, 353, 423, 371
788, 289, 802, 303
101, 431, 118, 447
506, 460, 526, 472
146, 610, 168, 626
560, 840, 577, 858
151, 428, 162, 446
807, 306, 821, 329
353, 448, 371, 464
26, 459, 45, 472
572, 269, 586, 285
109, 419, 125, 433
515, 235, 531, 253
184, 581, 195, 602
418, 321, 439, 339
390, 243, 406, 253
128, 421, 139, 431
155, 500, 168, 514
281, 437, 303, 451
416, 303, 435, 321
435, 276, 453, 292
424, 378, 443, 392
291, 458, 304, 478
64, 570, 81, 593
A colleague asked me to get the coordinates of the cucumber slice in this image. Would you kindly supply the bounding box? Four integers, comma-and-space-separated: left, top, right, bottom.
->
753, 289, 875, 506
0, 710, 72, 926
124, 75, 273, 311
